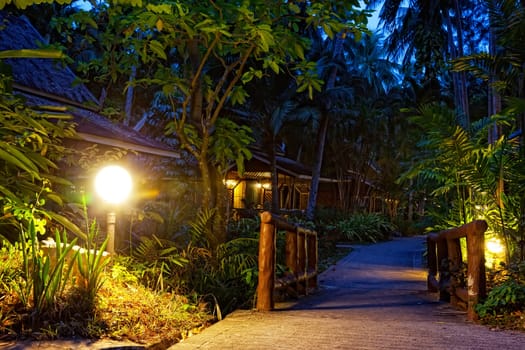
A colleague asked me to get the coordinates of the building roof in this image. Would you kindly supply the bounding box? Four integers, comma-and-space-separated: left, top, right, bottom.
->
0, 11, 179, 159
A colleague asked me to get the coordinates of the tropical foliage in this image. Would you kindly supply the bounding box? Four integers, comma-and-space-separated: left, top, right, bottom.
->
335, 213, 397, 243
3, 0, 525, 341
0, 72, 80, 238
42, 0, 369, 242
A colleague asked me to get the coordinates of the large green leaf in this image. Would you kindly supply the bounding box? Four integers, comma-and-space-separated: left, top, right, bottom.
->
48, 212, 87, 241
0, 147, 40, 179
0, 49, 64, 59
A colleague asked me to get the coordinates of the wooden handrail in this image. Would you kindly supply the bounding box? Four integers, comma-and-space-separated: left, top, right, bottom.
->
427, 220, 488, 320
256, 211, 318, 311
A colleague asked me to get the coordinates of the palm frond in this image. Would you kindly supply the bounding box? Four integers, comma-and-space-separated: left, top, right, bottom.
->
188, 208, 219, 247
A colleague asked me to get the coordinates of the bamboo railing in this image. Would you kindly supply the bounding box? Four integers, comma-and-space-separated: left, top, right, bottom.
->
256, 211, 318, 311
427, 220, 488, 320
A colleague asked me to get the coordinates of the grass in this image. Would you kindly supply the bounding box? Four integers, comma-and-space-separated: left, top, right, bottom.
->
93, 277, 213, 345
0, 264, 214, 346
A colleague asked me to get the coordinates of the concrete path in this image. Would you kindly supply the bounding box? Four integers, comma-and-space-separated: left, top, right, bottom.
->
171, 236, 525, 350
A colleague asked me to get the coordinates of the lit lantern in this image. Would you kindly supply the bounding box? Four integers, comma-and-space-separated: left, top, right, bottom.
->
95, 165, 132, 253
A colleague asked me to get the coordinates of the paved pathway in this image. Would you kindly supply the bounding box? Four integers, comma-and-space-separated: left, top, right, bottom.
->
171, 236, 525, 349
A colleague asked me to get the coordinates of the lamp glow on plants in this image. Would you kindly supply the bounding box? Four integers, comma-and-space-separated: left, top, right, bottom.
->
486, 238, 504, 255
486, 237, 505, 269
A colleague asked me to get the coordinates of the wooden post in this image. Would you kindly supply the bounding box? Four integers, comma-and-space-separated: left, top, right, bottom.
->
256, 211, 276, 311
307, 232, 318, 289
297, 231, 306, 275
285, 230, 298, 294
256, 211, 319, 309
447, 237, 462, 307
285, 230, 298, 276
297, 231, 306, 293
466, 220, 487, 321
427, 234, 438, 292
436, 238, 450, 302
107, 211, 116, 254
427, 220, 488, 320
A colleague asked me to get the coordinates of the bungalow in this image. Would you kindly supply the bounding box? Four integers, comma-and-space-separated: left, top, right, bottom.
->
225, 147, 385, 217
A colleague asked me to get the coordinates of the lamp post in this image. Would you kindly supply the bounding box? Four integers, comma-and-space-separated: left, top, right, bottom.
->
95, 165, 132, 254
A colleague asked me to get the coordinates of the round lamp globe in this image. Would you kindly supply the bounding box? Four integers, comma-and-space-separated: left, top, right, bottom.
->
95, 165, 132, 204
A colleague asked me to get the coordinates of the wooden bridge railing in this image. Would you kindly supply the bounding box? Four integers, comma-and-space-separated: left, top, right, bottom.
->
427, 220, 488, 320
256, 211, 318, 311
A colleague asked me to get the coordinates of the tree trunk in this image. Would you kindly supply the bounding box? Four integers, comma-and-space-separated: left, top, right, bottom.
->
270, 138, 280, 213
198, 148, 213, 207
305, 32, 345, 221
453, 0, 470, 128
487, 8, 502, 143
445, 2, 470, 129
123, 65, 136, 126
306, 113, 329, 220
188, 38, 217, 215
213, 167, 228, 245
407, 179, 414, 222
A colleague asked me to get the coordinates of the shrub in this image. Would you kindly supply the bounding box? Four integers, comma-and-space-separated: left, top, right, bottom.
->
335, 213, 396, 243
476, 279, 525, 319
15, 219, 79, 323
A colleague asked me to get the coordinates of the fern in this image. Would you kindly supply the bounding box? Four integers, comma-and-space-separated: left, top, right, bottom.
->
188, 208, 219, 247
133, 234, 189, 292
402, 102, 525, 262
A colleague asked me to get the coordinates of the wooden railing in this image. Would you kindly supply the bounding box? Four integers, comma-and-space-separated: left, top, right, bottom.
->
256, 211, 318, 311
427, 220, 488, 320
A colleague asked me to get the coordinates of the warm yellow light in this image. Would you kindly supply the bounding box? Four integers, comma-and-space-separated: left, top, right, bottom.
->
224, 179, 237, 189
486, 238, 504, 255
95, 165, 132, 204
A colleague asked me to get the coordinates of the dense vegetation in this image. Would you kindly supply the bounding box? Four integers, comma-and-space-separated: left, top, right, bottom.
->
1, 0, 525, 343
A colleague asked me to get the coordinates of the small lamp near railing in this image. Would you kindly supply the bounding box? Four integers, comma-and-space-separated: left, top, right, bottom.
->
486, 237, 505, 269
95, 165, 132, 254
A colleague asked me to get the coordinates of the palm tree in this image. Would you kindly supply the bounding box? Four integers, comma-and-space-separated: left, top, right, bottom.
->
339, 32, 405, 214
345, 32, 401, 98
368, 0, 479, 127
304, 30, 408, 216
452, 0, 525, 181
305, 28, 349, 220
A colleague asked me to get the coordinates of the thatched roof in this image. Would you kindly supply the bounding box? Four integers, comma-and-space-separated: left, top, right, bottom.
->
0, 11, 179, 159
0, 12, 98, 104
250, 150, 311, 178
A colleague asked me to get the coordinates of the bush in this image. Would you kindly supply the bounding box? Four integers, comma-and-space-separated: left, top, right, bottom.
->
335, 213, 396, 243
476, 279, 525, 321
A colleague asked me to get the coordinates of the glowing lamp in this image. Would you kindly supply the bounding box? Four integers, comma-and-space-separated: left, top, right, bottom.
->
486, 237, 505, 269
95, 165, 132, 254
95, 165, 132, 204
486, 238, 504, 255
224, 179, 237, 189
